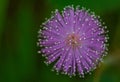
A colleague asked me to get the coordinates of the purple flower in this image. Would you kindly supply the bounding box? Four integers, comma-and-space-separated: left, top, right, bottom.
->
38, 6, 108, 77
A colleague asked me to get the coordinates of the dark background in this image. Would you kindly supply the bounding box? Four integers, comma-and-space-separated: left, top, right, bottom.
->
0, 0, 120, 82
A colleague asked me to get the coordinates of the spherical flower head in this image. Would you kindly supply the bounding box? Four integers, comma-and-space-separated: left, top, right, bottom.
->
38, 5, 109, 77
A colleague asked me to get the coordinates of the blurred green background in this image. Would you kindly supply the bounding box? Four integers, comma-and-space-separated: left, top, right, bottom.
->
0, 0, 120, 82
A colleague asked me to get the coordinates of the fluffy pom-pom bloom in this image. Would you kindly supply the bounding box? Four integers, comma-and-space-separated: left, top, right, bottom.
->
38, 5, 109, 77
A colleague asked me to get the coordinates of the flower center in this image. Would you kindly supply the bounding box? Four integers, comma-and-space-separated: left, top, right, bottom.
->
65, 33, 80, 48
